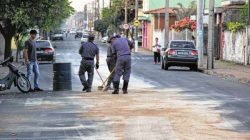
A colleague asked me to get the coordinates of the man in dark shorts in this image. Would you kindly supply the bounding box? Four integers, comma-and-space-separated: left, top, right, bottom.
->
24, 30, 43, 91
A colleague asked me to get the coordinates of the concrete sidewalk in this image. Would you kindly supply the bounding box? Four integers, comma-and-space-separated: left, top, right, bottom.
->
137, 47, 250, 86
202, 60, 250, 86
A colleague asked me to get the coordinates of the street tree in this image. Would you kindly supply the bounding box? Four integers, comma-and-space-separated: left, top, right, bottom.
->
101, 0, 135, 36
0, 0, 74, 59
94, 20, 109, 37
173, 1, 197, 20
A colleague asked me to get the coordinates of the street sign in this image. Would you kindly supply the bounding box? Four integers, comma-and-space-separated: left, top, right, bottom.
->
123, 24, 129, 30
134, 20, 140, 27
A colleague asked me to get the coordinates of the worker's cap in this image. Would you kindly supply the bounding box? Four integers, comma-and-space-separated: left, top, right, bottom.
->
88, 34, 95, 40
115, 34, 121, 38
108, 36, 116, 43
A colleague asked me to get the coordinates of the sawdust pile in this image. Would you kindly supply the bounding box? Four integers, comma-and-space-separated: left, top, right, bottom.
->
80, 89, 250, 140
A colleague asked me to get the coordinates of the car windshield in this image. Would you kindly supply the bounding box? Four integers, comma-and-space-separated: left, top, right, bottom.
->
170, 41, 195, 49
36, 41, 51, 48
53, 30, 63, 34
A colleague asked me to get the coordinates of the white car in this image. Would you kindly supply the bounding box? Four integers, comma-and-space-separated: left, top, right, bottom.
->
69, 30, 76, 34
81, 34, 89, 43
101, 36, 108, 43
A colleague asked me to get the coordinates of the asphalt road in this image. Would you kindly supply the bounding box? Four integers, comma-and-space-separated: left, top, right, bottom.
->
0, 35, 250, 139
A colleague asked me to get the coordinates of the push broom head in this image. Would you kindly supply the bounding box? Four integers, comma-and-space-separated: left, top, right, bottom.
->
97, 86, 104, 90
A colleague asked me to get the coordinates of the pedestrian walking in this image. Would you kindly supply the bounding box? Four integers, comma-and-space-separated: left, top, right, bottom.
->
112, 35, 134, 94
152, 37, 161, 64
23, 30, 43, 92
103, 36, 117, 91
78, 34, 99, 93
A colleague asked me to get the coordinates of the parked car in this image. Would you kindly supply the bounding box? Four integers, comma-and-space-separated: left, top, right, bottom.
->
101, 36, 108, 43
161, 40, 198, 71
51, 33, 63, 41
36, 40, 55, 63
81, 34, 89, 43
69, 30, 77, 34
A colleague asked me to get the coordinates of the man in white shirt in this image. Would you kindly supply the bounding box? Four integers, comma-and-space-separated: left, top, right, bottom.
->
152, 37, 161, 64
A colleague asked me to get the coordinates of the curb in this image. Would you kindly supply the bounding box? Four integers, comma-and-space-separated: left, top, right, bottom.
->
198, 68, 250, 86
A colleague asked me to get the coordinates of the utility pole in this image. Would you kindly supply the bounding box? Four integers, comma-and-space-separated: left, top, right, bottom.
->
197, 0, 204, 68
207, 0, 215, 69
97, 0, 100, 39
135, 0, 139, 52
125, 0, 128, 38
97, 0, 100, 20
247, 0, 250, 65
94, 0, 97, 20
164, 0, 169, 48
103, 0, 104, 9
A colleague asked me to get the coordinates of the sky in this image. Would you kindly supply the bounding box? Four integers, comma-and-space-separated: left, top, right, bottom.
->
70, 0, 110, 12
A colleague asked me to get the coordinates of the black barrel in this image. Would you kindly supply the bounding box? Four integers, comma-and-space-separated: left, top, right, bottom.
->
53, 63, 72, 91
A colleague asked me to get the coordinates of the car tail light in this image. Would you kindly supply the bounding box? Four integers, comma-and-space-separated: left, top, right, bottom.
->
191, 50, 198, 55
44, 48, 54, 53
168, 49, 176, 55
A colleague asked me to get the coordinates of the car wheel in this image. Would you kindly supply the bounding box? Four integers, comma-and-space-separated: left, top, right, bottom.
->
164, 61, 169, 70
190, 66, 194, 71
193, 64, 198, 71
161, 57, 165, 69
190, 65, 198, 71
164, 64, 169, 70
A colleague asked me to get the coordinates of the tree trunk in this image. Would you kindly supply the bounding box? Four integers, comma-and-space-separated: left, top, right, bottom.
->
4, 35, 13, 59
0, 20, 16, 60
16, 46, 19, 62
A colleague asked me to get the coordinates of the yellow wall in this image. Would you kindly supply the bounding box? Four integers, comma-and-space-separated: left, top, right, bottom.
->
11, 38, 17, 50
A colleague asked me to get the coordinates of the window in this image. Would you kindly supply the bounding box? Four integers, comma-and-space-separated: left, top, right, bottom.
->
170, 41, 195, 49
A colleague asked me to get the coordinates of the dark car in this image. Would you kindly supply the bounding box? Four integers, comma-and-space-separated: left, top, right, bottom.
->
161, 40, 198, 71
36, 40, 55, 62
75, 31, 82, 38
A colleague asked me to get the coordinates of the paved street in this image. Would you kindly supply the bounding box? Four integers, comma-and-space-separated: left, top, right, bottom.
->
0, 36, 250, 139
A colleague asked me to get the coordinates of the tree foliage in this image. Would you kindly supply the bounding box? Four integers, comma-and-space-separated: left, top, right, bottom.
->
240, 4, 249, 24
94, 20, 109, 36
227, 22, 246, 33
173, 1, 197, 20
0, 0, 74, 58
101, 0, 135, 35
226, 4, 249, 33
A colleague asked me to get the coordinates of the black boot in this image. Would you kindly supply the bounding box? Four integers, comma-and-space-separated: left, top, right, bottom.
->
112, 81, 119, 94
122, 81, 129, 94
82, 83, 89, 92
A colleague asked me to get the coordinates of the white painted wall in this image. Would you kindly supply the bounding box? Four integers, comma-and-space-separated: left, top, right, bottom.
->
223, 31, 248, 64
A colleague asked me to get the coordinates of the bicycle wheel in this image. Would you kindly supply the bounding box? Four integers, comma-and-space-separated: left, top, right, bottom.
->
17, 75, 31, 93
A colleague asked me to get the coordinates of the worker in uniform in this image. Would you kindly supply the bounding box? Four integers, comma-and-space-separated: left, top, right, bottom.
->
112, 35, 134, 94
104, 36, 117, 91
78, 34, 99, 93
